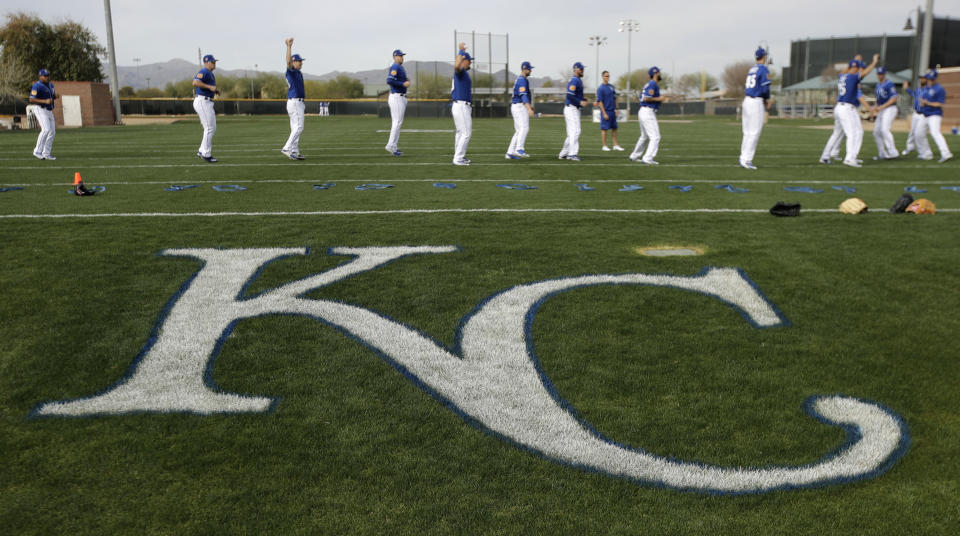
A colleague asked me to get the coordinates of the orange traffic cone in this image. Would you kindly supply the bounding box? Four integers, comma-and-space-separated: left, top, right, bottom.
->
74, 172, 82, 185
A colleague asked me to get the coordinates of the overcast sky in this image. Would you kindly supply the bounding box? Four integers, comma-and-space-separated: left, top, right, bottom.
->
4, 0, 959, 87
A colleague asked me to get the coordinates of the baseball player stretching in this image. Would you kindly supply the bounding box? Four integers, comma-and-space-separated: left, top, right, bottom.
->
901, 78, 927, 157
385, 49, 410, 156
597, 71, 623, 151
819, 54, 878, 167
558, 62, 587, 161
506, 61, 535, 159
28, 69, 56, 160
451, 43, 473, 166
870, 66, 898, 160
739, 48, 772, 170
282, 38, 307, 160
917, 70, 953, 163
192, 54, 220, 162
629, 66, 666, 165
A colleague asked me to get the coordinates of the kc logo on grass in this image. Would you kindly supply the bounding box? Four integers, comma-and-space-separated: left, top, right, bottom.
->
33, 246, 909, 494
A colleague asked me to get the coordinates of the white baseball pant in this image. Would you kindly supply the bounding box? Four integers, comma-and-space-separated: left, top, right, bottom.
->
283, 98, 305, 154
32, 107, 56, 157
835, 103, 863, 164
821, 109, 845, 160
452, 100, 472, 163
559, 105, 581, 157
918, 115, 953, 159
631, 107, 660, 162
740, 96, 765, 164
904, 111, 924, 154
386, 93, 406, 152
872, 106, 898, 159
507, 103, 530, 155
193, 96, 217, 157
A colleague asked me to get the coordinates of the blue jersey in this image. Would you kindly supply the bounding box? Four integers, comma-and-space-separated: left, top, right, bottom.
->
194, 68, 216, 98
920, 83, 945, 117
855, 87, 863, 108
905, 88, 922, 113
744, 64, 771, 99
29, 80, 55, 110
640, 80, 660, 110
565, 76, 584, 108
512, 75, 530, 104
387, 63, 408, 95
875, 80, 896, 106
596, 83, 616, 112
286, 67, 305, 99
836, 73, 860, 105
452, 68, 471, 102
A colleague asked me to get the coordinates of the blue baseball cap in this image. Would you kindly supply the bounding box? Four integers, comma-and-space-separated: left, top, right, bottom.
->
648, 66, 660, 77
876, 66, 887, 74
755, 47, 767, 60
291, 54, 305, 62
393, 49, 405, 56
521, 61, 533, 70
203, 54, 218, 63
459, 51, 473, 61
38, 68, 50, 77
923, 70, 938, 79
573, 62, 585, 70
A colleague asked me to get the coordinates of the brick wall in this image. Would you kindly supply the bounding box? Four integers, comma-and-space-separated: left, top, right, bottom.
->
50, 81, 116, 127
940, 67, 959, 131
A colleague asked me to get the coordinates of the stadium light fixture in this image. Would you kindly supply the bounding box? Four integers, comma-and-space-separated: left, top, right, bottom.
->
618, 20, 640, 100
588, 35, 608, 88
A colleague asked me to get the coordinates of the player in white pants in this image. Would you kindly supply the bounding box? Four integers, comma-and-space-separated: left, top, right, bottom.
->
820, 54, 877, 167
901, 79, 926, 156
630, 66, 666, 165
192, 54, 220, 162
451, 44, 473, 165
28, 69, 57, 160
739, 48, 772, 169
916, 70, 953, 163
870, 66, 898, 160
385, 49, 410, 156
559, 62, 587, 161
282, 38, 307, 159
506, 61, 534, 158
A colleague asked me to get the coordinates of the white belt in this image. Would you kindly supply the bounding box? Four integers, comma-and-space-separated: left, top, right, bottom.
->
196, 96, 214, 101
289, 98, 304, 101
453, 100, 471, 104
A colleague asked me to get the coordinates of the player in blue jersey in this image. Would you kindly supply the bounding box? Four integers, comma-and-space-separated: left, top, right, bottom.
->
819, 54, 878, 167
506, 61, 535, 159
596, 71, 623, 151
192, 54, 220, 162
28, 69, 57, 160
281, 38, 307, 160
739, 47, 772, 170
901, 78, 927, 157
629, 66, 666, 165
870, 66, 898, 160
451, 43, 473, 166
917, 70, 953, 163
559, 62, 587, 161
385, 49, 410, 157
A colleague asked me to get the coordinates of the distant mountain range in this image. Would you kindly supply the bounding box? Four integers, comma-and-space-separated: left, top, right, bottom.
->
108, 59, 558, 92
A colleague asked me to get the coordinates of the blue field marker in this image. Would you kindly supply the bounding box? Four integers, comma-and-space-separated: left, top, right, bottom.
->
355, 183, 394, 190
313, 183, 336, 190
832, 185, 857, 193
574, 183, 595, 191
433, 183, 457, 189
941, 186, 960, 192
784, 186, 824, 194
669, 185, 693, 192
904, 186, 927, 193
164, 185, 200, 192
0, 187, 25, 193
497, 183, 537, 190
715, 184, 749, 193
619, 184, 644, 192
212, 185, 246, 192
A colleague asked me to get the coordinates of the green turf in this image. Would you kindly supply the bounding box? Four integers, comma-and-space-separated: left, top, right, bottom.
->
1, 115, 958, 534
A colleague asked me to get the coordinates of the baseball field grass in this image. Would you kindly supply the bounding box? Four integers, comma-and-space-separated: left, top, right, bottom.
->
1, 113, 958, 534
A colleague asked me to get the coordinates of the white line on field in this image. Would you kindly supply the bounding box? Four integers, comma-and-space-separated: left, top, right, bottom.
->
2, 208, 958, 219
3, 179, 958, 187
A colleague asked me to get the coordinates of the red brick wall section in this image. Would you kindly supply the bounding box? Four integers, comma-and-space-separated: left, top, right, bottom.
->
940, 68, 959, 131
49, 81, 116, 127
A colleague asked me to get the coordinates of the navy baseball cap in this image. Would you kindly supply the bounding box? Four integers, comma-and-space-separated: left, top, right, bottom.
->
291, 54, 305, 62
649, 66, 660, 76
38, 68, 50, 76
573, 62, 585, 70
203, 54, 218, 63
924, 70, 938, 79
755, 47, 767, 59
459, 51, 473, 61
521, 61, 533, 70
393, 49, 405, 56
876, 66, 887, 74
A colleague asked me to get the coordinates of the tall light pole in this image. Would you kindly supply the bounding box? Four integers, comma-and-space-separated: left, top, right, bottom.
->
618, 19, 640, 108
102, 0, 122, 124
588, 35, 607, 88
